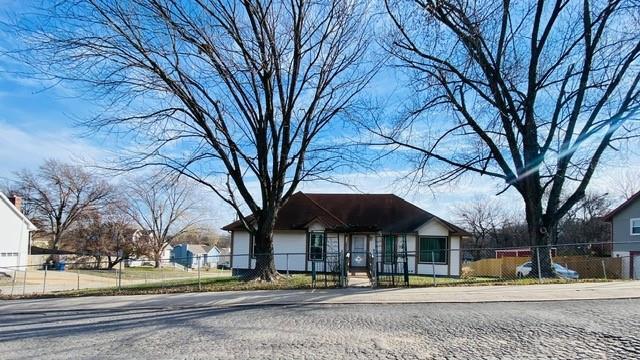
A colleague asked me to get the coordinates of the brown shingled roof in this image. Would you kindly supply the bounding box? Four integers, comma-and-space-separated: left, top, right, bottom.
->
222, 192, 469, 235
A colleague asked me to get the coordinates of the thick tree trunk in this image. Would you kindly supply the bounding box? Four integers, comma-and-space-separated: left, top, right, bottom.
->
524, 195, 555, 278
245, 210, 279, 282
519, 174, 554, 278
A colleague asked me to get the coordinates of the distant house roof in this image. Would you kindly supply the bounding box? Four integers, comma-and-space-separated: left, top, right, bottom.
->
222, 192, 469, 235
603, 190, 640, 221
0, 193, 37, 231
187, 244, 210, 255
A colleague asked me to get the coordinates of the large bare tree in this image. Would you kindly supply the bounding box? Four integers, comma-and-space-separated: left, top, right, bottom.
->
124, 176, 200, 268
18, 0, 374, 280
374, 0, 640, 276
14, 160, 113, 250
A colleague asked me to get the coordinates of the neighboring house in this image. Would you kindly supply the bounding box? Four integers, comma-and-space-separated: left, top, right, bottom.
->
171, 244, 222, 268
0, 194, 37, 272
604, 190, 640, 279
125, 231, 173, 267
223, 192, 469, 277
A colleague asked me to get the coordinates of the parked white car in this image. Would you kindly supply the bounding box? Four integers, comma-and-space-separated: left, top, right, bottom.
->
515, 261, 579, 279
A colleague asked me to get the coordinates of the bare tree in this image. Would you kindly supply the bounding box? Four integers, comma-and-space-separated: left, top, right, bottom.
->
556, 192, 611, 254
375, 0, 640, 276
609, 168, 640, 200
124, 176, 200, 268
454, 197, 505, 249
70, 205, 138, 270
14, 160, 113, 250
17, 0, 375, 280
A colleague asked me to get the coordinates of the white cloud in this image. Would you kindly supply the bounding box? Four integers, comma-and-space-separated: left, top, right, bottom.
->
0, 120, 107, 177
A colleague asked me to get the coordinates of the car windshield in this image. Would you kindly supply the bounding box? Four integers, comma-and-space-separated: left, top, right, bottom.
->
521, 262, 532, 267
553, 263, 568, 271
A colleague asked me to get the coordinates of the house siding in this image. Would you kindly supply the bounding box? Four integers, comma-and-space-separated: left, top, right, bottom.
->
232, 230, 308, 272
414, 219, 460, 276
0, 198, 31, 271
230, 218, 462, 277
611, 199, 640, 252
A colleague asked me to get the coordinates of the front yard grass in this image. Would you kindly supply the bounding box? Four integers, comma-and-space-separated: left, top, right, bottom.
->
3, 274, 326, 299
76, 266, 229, 280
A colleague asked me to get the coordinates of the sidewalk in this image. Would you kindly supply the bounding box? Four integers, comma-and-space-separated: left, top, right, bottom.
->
1, 281, 639, 314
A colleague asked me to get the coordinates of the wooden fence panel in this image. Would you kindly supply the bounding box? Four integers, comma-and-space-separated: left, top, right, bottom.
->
463, 256, 623, 279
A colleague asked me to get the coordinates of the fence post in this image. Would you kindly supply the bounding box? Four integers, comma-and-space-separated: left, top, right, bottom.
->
161, 264, 165, 292
311, 261, 316, 288
197, 255, 202, 291
10, 270, 16, 297
76, 267, 80, 290
22, 269, 27, 296
286, 253, 289, 277
601, 260, 607, 281
324, 253, 328, 288
536, 247, 543, 284
43, 265, 48, 294
431, 251, 436, 286
118, 260, 123, 291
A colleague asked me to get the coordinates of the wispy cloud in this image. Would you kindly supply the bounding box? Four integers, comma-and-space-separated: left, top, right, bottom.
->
0, 120, 107, 176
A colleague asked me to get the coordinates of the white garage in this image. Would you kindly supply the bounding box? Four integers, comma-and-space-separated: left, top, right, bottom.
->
0, 193, 37, 272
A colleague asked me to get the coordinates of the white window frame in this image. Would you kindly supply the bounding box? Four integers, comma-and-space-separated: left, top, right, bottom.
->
631, 218, 640, 236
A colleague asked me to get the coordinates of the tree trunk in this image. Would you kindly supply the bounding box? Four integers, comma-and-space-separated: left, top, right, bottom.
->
245, 211, 279, 282
524, 197, 555, 278
107, 256, 122, 270
152, 247, 165, 268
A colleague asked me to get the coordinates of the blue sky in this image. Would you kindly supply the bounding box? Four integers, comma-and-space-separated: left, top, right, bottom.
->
0, 54, 519, 228
1, 1, 638, 230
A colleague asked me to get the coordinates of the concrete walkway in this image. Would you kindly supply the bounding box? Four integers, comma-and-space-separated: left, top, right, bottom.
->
1, 281, 639, 314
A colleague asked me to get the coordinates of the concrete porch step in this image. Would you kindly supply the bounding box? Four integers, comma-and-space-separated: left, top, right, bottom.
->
349, 275, 372, 288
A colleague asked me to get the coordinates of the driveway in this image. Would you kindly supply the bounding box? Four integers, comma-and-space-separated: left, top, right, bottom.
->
1, 299, 640, 359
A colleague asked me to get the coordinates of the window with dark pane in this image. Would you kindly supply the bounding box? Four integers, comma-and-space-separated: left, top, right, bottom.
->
383, 235, 396, 263
419, 236, 447, 263
308, 232, 325, 261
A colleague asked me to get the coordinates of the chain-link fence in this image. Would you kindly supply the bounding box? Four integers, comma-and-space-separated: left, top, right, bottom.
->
1, 241, 638, 297
371, 241, 636, 287
0, 254, 233, 298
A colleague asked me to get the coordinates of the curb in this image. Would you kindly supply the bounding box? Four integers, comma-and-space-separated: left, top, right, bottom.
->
2, 295, 640, 315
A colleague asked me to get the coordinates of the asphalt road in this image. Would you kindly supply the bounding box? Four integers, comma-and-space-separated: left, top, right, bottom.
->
1, 299, 640, 359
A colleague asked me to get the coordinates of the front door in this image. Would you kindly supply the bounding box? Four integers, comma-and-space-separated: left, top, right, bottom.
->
351, 235, 367, 268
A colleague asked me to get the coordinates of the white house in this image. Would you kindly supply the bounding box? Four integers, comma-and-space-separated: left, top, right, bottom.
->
223, 192, 469, 277
0, 194, 37, 272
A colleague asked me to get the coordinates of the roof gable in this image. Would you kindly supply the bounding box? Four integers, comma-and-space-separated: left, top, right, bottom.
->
603, 190, 640, 221
222, 192, 469, 235
0, 193, 37, 231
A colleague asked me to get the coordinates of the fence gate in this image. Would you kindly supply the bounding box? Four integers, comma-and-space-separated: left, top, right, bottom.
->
371, 234, 409, 287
